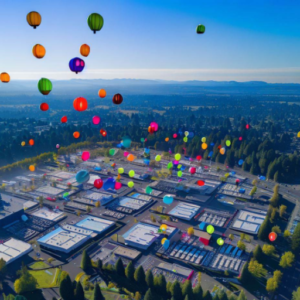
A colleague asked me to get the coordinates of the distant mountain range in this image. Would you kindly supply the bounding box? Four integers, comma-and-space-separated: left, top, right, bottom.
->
1, 79, 300, 97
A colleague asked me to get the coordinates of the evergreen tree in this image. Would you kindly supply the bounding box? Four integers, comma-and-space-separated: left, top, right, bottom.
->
185, 296, 190, 300
97, 259, 103, 271
154, 274, 167, 296
257, 216, 271, 240
203, 291, 213, 300
134, 266, 146, 286
144, 288, 155, 300
193, 283, 203, 300
145, 270, 154, 288
239, 262, 251, 284
181, 280, 193, 300
253, 245, 263, 262
93, 283, 105, 300
170, 281, 183, 300
125, 261, 135, 281
237, 290, 247, 300
74, 281, 85, 300
59, 274, 74, 300
292, 223, 300, 253
115, 258, 125, 277
216, 290, 228, 300
81, 250, 92, 271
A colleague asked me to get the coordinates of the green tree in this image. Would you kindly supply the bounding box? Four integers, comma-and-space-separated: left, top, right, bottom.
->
203, 291, 213, 300
272, 225, 281, 234
59, 273, 74, 300
266, 278, 278, 292
97, 259, 103, 271
181, 280, 193, 300
239, 262, 251, 284
228, 234, 234, 241
14, 264, 38, 294
216, 290, 228, 300
291, 223, 300, 253
237, 240, 246, 251
248, 259, 267, 278
293, 287, 300, 300
253, 245, 263, 262
74, 281, 85, 300
134, 266, 146, 285
273, 270, 283, 283
193, 283, 203, 300
93, 283, 105, 300
237, 290, 247, 300
258, 217, 271, 240
125, 261, 135, 280
279, 205, 287, 218
115, 258, 125, 277
154, 274, 167, 296
279, 251, 295, 268
145, 270, 154, 288
81, 250, 92, 271
262, 244, 275, 256
144, 288, 155, 300
170, 280, 183, 300
135, 292, 142, 300
284, 230, 291, 238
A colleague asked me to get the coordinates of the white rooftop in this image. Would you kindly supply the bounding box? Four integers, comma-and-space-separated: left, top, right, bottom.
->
232, 210, 266, 234
168, 203, 201, 220
31, 207, 64, 221
0, 239, 32, 264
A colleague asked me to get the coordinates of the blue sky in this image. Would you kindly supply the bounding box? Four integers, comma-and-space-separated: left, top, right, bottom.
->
0, 0, 299, 82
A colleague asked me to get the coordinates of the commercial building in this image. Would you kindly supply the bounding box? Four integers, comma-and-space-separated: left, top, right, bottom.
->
0, 238, 32, 265
231, 209, 267, 234
75, 216, 115, 234
168, 203, 201, 221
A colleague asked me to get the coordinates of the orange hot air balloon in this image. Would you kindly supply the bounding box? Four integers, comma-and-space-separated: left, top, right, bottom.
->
29, 165, 35, 172
27, 11, 41, 29
80, 44, 90, 57
127, 154, 135, 162
202, 143, 208, 150
165, 137, 169, 142
73, 97, 88, 111
0, 72, 10, 83
29, 139, 35, 146
73, 131, 80, 139
32, 44, 46, 59
98, 89, 106, 98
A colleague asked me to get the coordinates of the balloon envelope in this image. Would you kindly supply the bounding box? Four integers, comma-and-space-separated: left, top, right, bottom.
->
94, 179, 103, 189
269, 232, 277, 242
146, 186, 153, 194
217, 238, 224, 246
128, 181, 134, 188
175, 153, 181, 161
206, 225, 215, 234
163, 195, 173, 205
92, 116, 101, 125
122, 136, 132, 148
81, 151, 90, 161
150, 122, 159, 132
128, 170, 135, 177
76, 170, 90, 184
197, 180, 205, 186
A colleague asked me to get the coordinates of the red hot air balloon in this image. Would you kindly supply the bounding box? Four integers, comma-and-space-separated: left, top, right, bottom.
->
40, 103, 49, 111
173, 133, 178, 139
61, 116, 68, 123
94, 179, 103, 189
112, 94, 123, 105
197, 180, 205, 186
73, 97, 88, 111
269, 232, 277, 242
196, 155, 202, 161
189, 167, 196, 174
246, 124, 250, 130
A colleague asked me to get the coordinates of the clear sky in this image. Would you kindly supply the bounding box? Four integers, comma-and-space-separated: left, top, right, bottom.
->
0, 0, 299, 83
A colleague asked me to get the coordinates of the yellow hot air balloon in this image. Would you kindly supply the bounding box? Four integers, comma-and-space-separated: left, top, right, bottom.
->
21, 141, 26, 146
297, 132, 300, 138
161, 237, 167, 245
160, 224, 168, 231
202, 143, 208, 150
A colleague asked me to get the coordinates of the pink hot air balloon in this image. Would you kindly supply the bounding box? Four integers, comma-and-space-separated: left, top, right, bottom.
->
150, 122, 159, 132
92, 116, 101, 125
115, 182, 122, 190
82, 151, 90, 161
173, 133, 178, 139
189, 167, 196, 174
239, 137, 243, 141
124, 151, 129, 157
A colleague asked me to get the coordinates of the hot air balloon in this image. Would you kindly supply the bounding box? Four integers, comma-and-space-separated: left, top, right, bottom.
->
165, 137, 169, 142
27, 11, 41, 29
29, 165, 35, 172
173, 133, 178, 139
197, 180, 205, 186
76, 170, 90, 184
128, 181, 134, 188
38, 78, 52, 95
163, 195, 173, 205
29, 139, 34, 146
202, 143, 208, 150
206, 225, 214, 234
69, 57, 85, 74
40, 103, 49, 111
175, 153, 181, 161
297, 132, 300, 138
129, 170, 135, 177
98, 89, 106, 98
94, 179, 103, 189
92, 116, 101, 125
87, 13, 104, 34
73, 131, 80, 139
189, 167, 196, 174
196, 155, 202, 161
0, 72, 10, 83
246, 124, 250, 130
81, 151, 90, 161
32, 44, 46, 59
217, 238, 224, 246
268, 232, 277, 242
61, 116, 67, 123
21, 141, 26, 146
150, 122, 159, 132
73, 97, 88, 111
113, 94, 123, 105
196, 24, 205, 34
80, 44, 90, 57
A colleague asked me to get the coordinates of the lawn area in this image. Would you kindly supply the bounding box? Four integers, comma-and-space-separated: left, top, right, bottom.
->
29, 268, 60, 288
85, 289, 127, 300
29, 261, 50, 270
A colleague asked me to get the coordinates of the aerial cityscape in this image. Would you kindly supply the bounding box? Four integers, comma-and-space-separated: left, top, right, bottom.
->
0, 1, 300, 300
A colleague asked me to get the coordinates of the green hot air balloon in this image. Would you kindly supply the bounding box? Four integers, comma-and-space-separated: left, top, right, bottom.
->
196, 24, 205, 34
88, 13, 104, 34
38, 78, 52, 95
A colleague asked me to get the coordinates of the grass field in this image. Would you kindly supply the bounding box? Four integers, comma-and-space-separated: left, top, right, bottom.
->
85, 289, 127, 300
29, 268, 60, 288
29, 261, 50, 270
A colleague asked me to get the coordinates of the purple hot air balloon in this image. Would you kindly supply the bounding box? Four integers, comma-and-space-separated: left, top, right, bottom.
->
69, 57, 85, 74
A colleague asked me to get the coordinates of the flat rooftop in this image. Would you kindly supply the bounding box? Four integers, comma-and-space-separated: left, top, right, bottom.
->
31, 207, 64, 221
38, 227, 92, 253
76, 217, 115, 233
35, 185, 64, 196
168, 203, 201, 220
123, 223, 160, 247
0, 238, 32, 264
232, 210, 267, 234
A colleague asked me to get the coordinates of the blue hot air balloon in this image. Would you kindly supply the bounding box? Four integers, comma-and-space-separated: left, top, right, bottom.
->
163, 195, 174, 205
163, 239, 170, 250
69, 57, 85, 74
103, 177, 115, 190
238, 159, 244, 166
76, 170, 90, 184
208, 151, 213, 157
94, 166, 101, 171
259, 176, 266, 181
122, 136, 132, 148
188, 132, 195, 138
